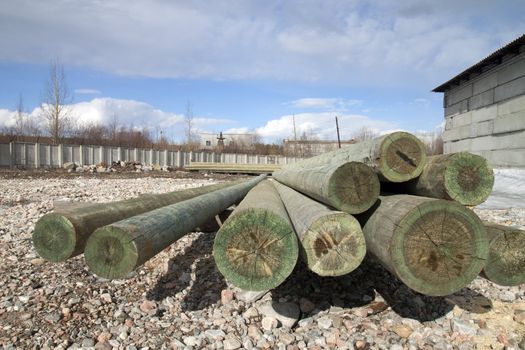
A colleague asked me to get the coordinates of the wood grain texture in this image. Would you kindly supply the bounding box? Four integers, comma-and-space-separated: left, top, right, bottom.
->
33, 180, 246, 262
272, 161, 379, 214
213, 180, 298, 291
389, 152, 494, 206
359, 194, 488, 296
273, 181, 366, 276
83, 175, 266, 279
481, 222, 525, 286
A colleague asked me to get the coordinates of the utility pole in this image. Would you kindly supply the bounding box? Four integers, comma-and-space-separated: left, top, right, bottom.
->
335, 116, 341, 149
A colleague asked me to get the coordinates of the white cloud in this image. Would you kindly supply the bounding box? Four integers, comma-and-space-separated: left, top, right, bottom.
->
255, 112, 396, 142
0, 98, 236, 141
0, 1, 522, 86
290, 98, 362, 110
74, 89, 101, 95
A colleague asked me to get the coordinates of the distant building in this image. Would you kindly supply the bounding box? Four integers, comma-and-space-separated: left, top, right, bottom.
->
283, 139, 355, 157
433, 34, 525, 167
199, 132, 257, 150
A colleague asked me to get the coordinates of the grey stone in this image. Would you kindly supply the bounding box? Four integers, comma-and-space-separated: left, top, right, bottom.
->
82, 338, 95, 347
204, 329, 226, 339
223, 337, 241, 350
183, 336, 199, 347
258, 302, 300, 328
234, 289, 269, 303
500, 291, 516, 302
261, 316, 278, 331
451, 318, 477, 336
317, 317, 333, 329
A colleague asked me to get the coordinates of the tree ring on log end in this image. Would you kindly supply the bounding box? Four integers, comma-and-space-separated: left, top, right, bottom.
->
328, 162, 380, 214
213, 208, 298, 291
444, 152, 494, 206
484, 226, 525, 286
379, 132, 427, 182
391, 200, 488, 296
302, 212, 366, 276
84, 226, 139, 280
33, 213, 76, 262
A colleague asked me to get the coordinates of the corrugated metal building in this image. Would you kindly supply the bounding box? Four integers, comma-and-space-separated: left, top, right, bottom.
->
433, 34, 525, 167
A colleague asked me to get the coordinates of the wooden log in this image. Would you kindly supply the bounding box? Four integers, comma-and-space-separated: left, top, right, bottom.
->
213, 180, 298, 291
273, 161, 379, 214
273, 181, 366, 276
384, 152, 494, 206
359, 194, 488, 296
84, 175, 266, 279
283, 131, 427, 182
33, 179, 247, 262
481, 222, 525, 286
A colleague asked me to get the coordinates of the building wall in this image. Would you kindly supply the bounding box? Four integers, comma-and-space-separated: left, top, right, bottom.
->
199, 133, 256, 150
443, 52, 525, 167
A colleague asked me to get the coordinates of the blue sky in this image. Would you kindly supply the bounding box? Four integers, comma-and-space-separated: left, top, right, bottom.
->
0, 1, 524, 143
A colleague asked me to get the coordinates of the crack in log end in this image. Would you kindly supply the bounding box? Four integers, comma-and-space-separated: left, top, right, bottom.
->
99, 236, 125, 267
225, 225, 284, 279
457, 165, 481, 192
485, 225, 525, 285
385, 137, 423, 176
33, 214, 77, 262
331, 162, 380, 213
403, 210, 474, 285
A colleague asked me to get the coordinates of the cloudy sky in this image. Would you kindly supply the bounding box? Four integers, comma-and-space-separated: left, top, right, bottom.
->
0, 1, 524, 142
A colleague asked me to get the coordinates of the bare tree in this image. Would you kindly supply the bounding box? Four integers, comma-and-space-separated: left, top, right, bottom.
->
41, 58, 73, 144
14, 94, 25, 138
108, 112, 120, 143
352, 126, 378, 142
184, 100, 198, 150
12, 94, 41, 140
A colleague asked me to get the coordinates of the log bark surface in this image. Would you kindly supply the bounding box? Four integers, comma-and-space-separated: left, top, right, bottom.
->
481, 222, 525, 286
282, 132, 427, 182
273, 181, 366, 276
33, 180, 245, 262
213, 180, 298, 291
272, 161, 380, 214
360, 194, 488, 296
401, 152, 494, 206
84, 175, 266, 279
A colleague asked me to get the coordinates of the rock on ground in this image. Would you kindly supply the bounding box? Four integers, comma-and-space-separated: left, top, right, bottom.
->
0, 172, 524, 349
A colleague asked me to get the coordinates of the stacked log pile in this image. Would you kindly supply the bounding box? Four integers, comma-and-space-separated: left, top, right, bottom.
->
32, 131, 524, 302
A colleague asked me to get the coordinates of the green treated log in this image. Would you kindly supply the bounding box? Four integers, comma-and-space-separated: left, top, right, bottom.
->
272, 161, 379, 214
481, 222, 525, 286
213, 180, 299, 291
273, 181, 366, 277
33, 180, 247, 262
384, 152, 494, 206
283, 131, 427, 183
84, 175, 266, 279
359, 194, 488, 296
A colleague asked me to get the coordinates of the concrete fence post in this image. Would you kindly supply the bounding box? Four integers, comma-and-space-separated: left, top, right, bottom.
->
164, 150, 168, 166
244, 154, 248, 164
149, 149, 154, 165
58, 144, 64, 167
134, 148, 138, 162
99, 146, 104, 165
176, 151, 182, 168
35, 143, 40, 169
79, 145, 84, 166
117, 147, 122, 162
9, 142, 14, 168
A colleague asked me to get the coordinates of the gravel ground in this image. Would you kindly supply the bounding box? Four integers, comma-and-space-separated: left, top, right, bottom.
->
1, 173, 525, 350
